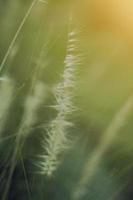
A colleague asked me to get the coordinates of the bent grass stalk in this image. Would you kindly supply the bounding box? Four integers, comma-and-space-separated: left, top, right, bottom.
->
0, 0, 47, 74
38, 19, 81, 176
2, 81, 47, 200
72, 94, 133, 200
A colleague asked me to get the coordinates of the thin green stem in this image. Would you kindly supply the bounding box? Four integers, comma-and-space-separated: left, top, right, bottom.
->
0, 0, 37, 73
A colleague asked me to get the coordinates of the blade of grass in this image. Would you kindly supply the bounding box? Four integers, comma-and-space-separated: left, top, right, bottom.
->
0, 0, 47, 74
73, 94, 133, 200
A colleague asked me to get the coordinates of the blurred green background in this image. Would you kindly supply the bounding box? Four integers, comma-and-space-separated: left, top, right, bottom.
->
0, 0, 133, 199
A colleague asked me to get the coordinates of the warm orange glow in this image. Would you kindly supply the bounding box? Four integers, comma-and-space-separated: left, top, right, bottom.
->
76, 0, 133, 43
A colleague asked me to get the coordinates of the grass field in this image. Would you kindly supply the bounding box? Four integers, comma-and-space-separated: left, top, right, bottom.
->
0, 1, 133, 199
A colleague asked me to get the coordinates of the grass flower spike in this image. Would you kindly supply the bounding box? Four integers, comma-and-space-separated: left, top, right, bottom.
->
39, 21, 81, 176
2, 81, 47, 200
